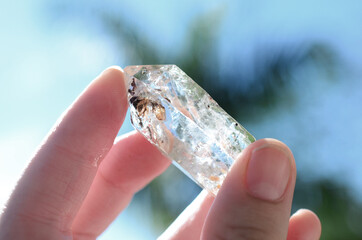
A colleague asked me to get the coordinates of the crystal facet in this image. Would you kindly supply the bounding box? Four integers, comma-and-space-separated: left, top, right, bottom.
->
124, 65, 255, 195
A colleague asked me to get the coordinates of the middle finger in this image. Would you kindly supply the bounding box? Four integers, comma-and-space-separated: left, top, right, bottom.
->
71, 131, 171, 238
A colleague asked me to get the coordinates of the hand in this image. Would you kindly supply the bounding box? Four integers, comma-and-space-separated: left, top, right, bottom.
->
0, 67, 321, 240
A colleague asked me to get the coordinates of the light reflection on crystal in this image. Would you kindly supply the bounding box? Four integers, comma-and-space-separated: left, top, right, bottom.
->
124, 65, 255, 195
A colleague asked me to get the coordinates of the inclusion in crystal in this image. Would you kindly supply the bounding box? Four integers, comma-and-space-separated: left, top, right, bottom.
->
124, 65, 255, 196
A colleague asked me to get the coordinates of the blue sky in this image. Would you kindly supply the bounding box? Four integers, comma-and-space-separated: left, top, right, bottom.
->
1, 0, 362, 239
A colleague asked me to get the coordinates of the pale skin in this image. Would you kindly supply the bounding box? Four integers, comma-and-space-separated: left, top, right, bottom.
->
0, 67, 321, 240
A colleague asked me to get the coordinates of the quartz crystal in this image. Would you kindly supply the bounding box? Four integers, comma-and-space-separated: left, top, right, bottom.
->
124, 65, 255, 196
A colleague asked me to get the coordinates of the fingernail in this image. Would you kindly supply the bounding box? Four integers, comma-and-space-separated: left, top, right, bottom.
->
246, 144, 291, 201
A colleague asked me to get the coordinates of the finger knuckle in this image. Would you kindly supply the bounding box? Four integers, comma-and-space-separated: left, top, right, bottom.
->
221, 223, 269, 240
209, 213, 274, 240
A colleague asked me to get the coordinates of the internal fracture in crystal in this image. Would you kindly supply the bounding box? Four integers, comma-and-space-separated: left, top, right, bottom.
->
124, 65, 255, 196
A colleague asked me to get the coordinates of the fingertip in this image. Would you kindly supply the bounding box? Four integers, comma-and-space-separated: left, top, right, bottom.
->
97, 66, 126, 98
244, 138, 297, 191
238, 138, 296, 203
288, 209, 321, 240
82, 66, 128, 128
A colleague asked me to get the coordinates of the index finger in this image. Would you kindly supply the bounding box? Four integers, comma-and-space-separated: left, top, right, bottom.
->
0, 67, 128, 238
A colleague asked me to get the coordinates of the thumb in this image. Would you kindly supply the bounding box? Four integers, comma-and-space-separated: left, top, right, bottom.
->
202, 139, 296, 240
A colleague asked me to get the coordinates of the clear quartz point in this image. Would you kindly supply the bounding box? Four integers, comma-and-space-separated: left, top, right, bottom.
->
124, 65, 255, 196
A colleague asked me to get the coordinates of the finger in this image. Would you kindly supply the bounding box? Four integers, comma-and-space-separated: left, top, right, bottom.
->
158, 190, 214, 240
287, 209, 321, 240
202, 139, 296, 240
71, 131, 171, 239
0, 67, 128, 238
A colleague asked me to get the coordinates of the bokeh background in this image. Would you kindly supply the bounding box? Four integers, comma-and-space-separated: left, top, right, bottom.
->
1, 0, 362, 239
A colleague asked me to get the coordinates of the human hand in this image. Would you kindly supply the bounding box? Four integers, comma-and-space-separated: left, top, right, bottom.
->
0, 67, 321, 240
